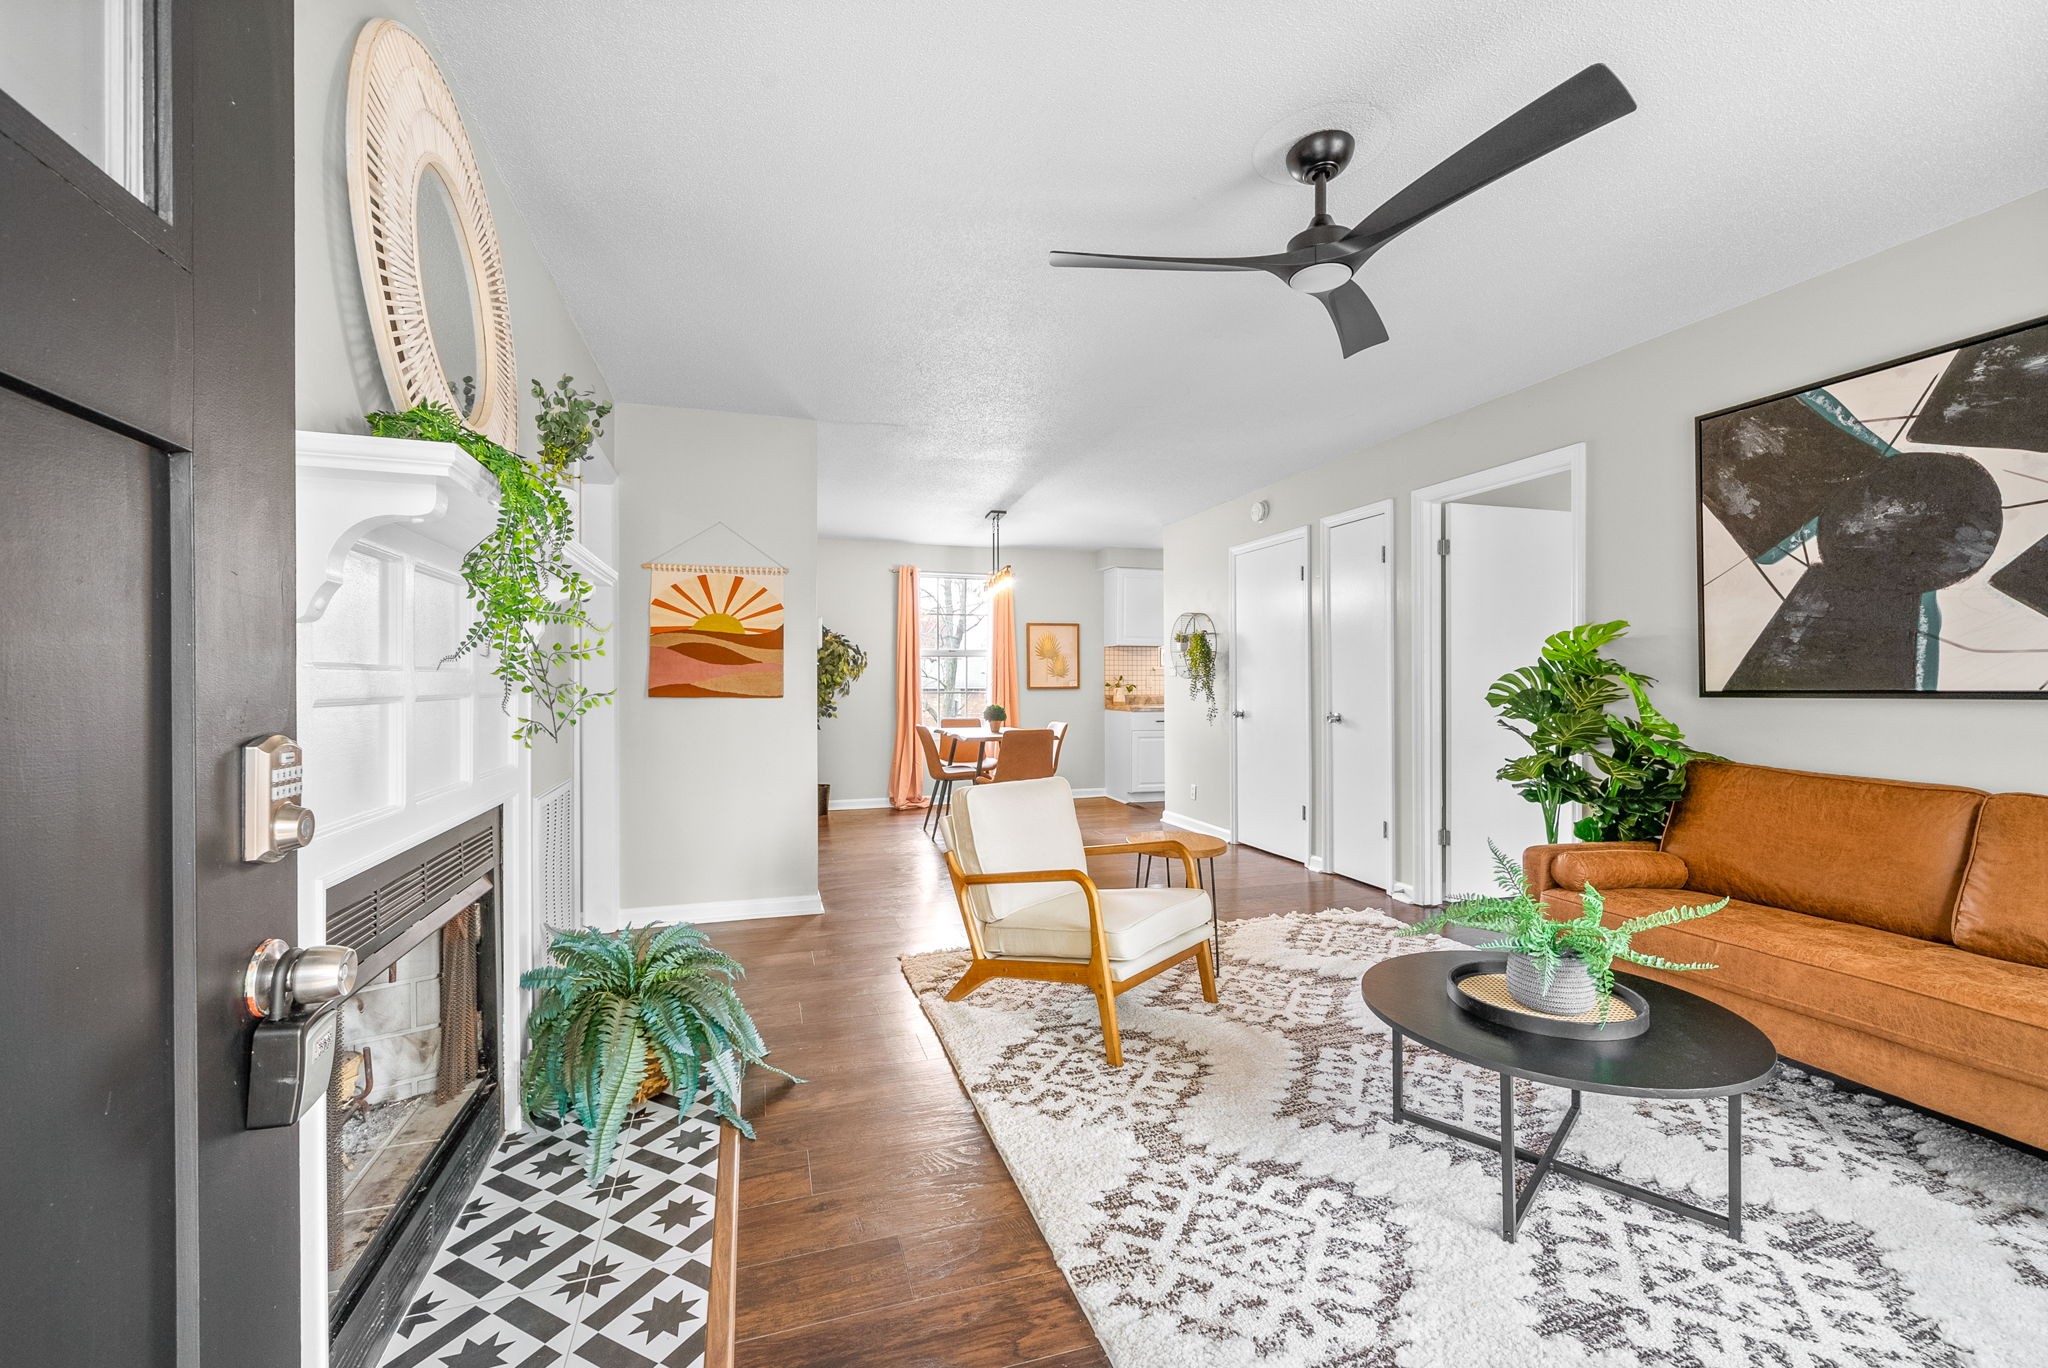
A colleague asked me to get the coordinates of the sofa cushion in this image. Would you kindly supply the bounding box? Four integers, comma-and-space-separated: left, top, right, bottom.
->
948, 777, 1087, 922
1953, 792, 2048, 967
981, 885, 1213, 964
1546, 887, 2048, 1088
1659, 761, 1984, 941
1552, 848, 1689, 891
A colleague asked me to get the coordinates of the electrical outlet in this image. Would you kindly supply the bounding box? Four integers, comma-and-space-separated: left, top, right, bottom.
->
1190, 784, 1199, 801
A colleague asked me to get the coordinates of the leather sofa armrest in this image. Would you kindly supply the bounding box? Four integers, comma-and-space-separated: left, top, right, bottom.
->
1522, 841, 1657, 901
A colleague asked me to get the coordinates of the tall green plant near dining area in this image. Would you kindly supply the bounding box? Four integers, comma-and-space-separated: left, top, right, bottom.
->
1487, 620, 1716, 842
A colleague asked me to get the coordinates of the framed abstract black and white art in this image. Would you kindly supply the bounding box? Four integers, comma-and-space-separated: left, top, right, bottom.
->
1697, 315, 2048, 697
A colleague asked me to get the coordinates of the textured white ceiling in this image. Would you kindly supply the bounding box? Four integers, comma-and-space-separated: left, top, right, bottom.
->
414, 0, 2048, 549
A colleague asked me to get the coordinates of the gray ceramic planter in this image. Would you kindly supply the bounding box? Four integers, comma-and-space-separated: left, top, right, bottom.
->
1506, 952, 1597, 1015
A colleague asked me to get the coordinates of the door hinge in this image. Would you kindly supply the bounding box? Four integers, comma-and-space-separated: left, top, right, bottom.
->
1301, 804, 1308, 820
1380, 544, 1387, 563
1437, 828, 1451, 847
1383, 820, 1390, 838
1299, 564, 1306, 581
1437, 537, 1450, 557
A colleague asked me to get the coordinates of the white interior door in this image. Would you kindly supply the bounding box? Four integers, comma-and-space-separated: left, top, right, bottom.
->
1232, 531, 1311, 861
1326, 510, 1394, 888
1443, 503, 1572, 897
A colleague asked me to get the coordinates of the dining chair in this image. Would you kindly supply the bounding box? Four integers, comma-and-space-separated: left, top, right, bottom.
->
943, 777, 1217, 1065
915, 725, 982, 837
938, 716, 982, 763
977, 727, 1057, 783
1047, 720, 1069, 772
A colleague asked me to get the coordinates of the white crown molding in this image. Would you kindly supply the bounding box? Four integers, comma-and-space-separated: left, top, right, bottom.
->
295, 429, 499, 622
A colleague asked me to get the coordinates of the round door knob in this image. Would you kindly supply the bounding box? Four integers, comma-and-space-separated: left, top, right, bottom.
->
271, 803, 315, 853
1231, 709, 1247, 718
1326, 712, 1344, 723
286, 945, 357, 1007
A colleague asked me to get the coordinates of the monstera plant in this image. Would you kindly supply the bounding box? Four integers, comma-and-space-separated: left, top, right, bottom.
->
521, 925, 793, 1183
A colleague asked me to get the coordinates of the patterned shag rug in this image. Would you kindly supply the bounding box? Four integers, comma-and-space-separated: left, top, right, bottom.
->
900, 909, 2048, 1368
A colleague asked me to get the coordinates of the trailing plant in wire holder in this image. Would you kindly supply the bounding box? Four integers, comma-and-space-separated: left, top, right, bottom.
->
365, 400, 612, 745
1172, 612, 1220, 723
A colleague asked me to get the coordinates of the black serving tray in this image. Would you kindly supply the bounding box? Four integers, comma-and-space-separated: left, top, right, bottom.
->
1443, 953, 1651, 1040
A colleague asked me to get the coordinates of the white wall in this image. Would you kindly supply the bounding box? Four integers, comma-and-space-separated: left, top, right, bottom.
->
1164, 189, 2048, 893
614, 403, 821, 916
816, 539, 1160, 804
294, 0, 614, 797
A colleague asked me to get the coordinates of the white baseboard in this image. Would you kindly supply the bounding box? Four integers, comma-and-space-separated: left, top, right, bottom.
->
826, 796, 894, 810
600, 892, 825, 928
1387, 882, 1420, 905
1068, 787, 1108, 799
1160, 809, 1232, 842
1305, 855, 1326, 873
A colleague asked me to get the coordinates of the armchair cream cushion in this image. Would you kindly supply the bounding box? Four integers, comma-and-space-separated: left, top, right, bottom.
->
950, 777, 1213, 969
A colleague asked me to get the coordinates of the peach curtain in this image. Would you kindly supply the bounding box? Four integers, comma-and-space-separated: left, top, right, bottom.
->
888, 565, 928, 809
990, 582, 1020, 728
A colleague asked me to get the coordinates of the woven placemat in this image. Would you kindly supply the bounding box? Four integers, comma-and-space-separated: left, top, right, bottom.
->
1458, 972, 1639, 1024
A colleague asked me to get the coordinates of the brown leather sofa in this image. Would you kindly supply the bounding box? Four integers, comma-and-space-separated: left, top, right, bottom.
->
1523, 761, 2048, 1150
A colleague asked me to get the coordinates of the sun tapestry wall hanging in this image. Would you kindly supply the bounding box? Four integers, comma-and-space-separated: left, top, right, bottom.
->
1698, 314, 2048, 696
643, 524, 786, 699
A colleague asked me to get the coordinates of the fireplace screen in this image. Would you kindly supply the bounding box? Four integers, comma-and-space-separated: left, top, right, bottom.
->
328, 895, 494, 1299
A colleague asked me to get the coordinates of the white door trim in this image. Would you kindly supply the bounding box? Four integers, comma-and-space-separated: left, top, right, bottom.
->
1409, 444, 1587, 906
1228, 524, 1311, 860
1319, 499, 1396, 887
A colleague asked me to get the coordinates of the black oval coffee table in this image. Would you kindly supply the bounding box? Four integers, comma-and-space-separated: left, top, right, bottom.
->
1360, 950, 1777, 1242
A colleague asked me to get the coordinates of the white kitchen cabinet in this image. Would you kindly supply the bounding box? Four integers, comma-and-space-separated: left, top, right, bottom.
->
1104, 710, 1165, 802
1102, 567, 1163, 647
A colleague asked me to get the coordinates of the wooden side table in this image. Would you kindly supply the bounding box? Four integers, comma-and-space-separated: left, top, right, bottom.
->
1125, 829, 1227, 973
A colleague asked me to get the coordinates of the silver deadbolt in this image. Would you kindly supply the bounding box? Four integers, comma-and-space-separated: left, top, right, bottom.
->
243, 937, 357, 1020
242, 734, 316, 862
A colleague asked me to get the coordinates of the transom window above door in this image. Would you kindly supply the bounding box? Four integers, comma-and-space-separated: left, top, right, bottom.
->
919, 572, 990, 723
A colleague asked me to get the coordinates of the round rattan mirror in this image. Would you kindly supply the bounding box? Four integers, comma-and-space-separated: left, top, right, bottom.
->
346, 19, 517, 448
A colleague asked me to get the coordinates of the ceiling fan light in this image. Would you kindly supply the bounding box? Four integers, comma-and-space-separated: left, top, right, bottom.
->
1287, 261, 1354, 294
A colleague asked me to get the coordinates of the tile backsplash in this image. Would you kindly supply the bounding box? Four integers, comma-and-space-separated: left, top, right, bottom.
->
1104, 645, 1163, 707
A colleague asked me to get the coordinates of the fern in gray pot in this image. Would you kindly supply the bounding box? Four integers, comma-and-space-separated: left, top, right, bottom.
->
521, 924, 793, 1183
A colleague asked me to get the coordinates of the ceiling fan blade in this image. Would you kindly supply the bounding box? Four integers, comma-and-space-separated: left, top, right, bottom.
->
1049, 248, 1311, 277
1344, 63, 1636, 253
1318, 282, 1389, 357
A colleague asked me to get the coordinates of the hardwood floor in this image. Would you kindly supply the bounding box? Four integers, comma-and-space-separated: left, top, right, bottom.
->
715, 800, 1404, 1367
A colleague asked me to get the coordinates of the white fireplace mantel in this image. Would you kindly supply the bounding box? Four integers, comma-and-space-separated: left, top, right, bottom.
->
295, 428, 500, 622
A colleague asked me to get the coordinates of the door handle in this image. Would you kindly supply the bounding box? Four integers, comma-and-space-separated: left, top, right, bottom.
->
1325, 712, 1344, 723
1231, 709, 1246, 719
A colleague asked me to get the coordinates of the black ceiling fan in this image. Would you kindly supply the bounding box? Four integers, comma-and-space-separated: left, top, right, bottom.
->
1050, 64, 1637, 358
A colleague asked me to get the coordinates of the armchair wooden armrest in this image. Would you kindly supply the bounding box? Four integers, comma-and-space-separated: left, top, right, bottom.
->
1086, 839, 1200, 888
943, 853, 1111, 966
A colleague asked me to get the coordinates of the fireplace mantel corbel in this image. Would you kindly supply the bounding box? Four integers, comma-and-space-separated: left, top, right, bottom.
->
295, 429, 500, 621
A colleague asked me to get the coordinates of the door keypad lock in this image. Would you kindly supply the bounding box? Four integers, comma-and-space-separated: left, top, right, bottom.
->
243, 937, 358, 1129
243, 733, 315, 862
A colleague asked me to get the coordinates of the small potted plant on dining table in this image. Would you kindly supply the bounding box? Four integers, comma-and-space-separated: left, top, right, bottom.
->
1402, 842, 1727, 1022
982, 702, 1007, 729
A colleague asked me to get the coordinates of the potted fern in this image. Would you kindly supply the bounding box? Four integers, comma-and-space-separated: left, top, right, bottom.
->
1403, 843, 1727, 1022
521, 924, 794, 1182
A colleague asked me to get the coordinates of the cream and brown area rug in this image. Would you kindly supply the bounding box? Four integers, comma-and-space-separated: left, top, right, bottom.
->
901, 909, 2048, 1368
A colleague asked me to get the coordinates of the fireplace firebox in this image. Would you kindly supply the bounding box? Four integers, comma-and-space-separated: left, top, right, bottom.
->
323, 809, 503, 1368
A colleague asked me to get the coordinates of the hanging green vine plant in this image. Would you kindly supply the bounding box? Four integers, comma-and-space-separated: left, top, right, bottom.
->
365, 399, 611, 745
1171, 612, 1220, 723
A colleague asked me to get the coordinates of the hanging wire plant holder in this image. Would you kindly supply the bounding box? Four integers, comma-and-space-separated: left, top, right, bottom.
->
1171, 612, 1221, 723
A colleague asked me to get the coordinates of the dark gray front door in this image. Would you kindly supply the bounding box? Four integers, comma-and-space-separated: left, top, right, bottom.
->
0, 3, 300, 1365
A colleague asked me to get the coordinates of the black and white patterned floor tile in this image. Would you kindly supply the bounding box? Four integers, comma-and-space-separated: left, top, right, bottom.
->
377, 1096, 721, 1368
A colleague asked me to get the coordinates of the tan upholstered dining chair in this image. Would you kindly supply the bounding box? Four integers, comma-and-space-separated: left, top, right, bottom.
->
977, 727, 1057, 783
914, 725, 981, 838
943, 777, 1217, 1065
1047, 720, 1069, 771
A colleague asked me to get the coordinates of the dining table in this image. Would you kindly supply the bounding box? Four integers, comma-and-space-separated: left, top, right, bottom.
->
934, 723, 1004, 769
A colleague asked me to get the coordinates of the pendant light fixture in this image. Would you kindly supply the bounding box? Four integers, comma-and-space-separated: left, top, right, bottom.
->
985, 509, 1013, 594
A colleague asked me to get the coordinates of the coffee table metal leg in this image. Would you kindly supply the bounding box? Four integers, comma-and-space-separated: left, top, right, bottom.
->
1390, 1029, 1405, 1120
1500, 1073, 1517, 1241
1728, 1092, 1743, 1242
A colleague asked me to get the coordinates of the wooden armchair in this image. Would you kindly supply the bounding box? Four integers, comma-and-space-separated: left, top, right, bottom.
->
942, 777, 1217, 1065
